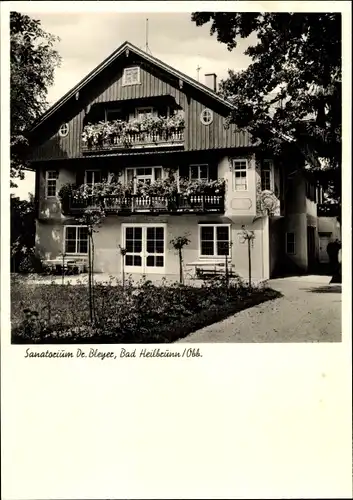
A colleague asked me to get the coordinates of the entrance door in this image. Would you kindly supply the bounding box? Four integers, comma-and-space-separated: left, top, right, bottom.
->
318, 234, 331, 263
122, 224, 166, 274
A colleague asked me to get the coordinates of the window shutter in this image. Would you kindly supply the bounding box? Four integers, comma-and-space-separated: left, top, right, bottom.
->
154, 167, 162, 180
101, 169, 108, 183
209, 164, 217, 181
126, 168, 134, 182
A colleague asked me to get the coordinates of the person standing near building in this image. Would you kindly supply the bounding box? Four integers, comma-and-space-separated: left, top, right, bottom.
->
326, 239, 340, 274
329, 239, 341, 284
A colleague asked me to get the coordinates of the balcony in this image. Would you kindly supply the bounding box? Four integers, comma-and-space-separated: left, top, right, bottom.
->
81, 112, 185, 153
66, 194, 225, 215
82, 130, 184, 153
317, 204, 341, 217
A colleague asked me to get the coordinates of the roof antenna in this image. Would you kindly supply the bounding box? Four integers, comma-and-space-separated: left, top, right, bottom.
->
196, 65, 202, 82
145, 18, 152, 55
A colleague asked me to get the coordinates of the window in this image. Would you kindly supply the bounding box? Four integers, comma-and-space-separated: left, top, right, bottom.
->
135, 107, 156, 121
261, 160, 273, 191
189, 164, 209, 181
85, 170, 102, 187
122, 67, 141, 86
46, 170, 58, 198
200, 108, 213, 125
233, 159, 248, 191
64, 226, 88, 254
126, 166, 162, 189
123, 224, 166, 272
199, 225, 230, 257
105, 109, 123, 122
286, 232, 295, 255
59, 123, 69, 137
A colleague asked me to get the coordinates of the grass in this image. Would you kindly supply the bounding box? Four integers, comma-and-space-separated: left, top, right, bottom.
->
11, 275, 282, 344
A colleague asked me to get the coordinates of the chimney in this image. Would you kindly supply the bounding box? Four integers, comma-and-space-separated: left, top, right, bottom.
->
204, 73, 217, 92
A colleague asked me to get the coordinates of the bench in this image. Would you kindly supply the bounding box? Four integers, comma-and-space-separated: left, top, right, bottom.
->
186, 260, 235, 279
44, 257, 88, 275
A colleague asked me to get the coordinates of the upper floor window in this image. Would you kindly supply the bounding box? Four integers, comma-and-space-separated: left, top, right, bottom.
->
122, 67, 141, 86
200, 224, 231, 257
59, 123, 69, 137
64, 226, 88, 254
306, 181, 317, 202
85, 170, 102, 187
135, 107, 156, 121
189, 164, 209, 181
233, 159, 248, 191
126, 166, 162, 190
105, 109, 123, 122
261, 159, 274, 191
46, 170, 58, 198
200, 108, 213, 125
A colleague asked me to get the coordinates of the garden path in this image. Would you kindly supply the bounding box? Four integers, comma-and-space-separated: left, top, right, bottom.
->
177, 276, 342, 343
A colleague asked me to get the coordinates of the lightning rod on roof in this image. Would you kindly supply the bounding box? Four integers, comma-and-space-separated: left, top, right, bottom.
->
196, 65, 201, 82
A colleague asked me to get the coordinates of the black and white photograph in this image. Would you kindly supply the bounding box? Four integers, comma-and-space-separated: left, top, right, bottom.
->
8, 7, 344, 345
1, 2, 351, 499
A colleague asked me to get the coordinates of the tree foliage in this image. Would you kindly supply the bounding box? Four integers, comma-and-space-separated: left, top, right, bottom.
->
192, 12, 341, 201
10, 12, 61, 186
11, 194, 36, 271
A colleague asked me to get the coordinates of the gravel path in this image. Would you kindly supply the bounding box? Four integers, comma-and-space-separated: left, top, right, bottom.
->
177, 276, 342, 343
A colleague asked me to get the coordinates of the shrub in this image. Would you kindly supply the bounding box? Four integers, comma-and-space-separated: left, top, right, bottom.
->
11, 276, 282, 344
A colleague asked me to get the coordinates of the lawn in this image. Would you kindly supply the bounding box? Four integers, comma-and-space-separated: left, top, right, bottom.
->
11, 275, 282, 344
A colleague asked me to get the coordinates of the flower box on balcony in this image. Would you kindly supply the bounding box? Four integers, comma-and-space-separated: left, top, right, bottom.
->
82, 112, 185, 152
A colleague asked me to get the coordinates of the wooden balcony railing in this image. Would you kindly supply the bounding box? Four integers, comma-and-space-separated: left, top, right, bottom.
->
82, 129, 184, 153
66, 193, 224, 214
317, 204, 341, 217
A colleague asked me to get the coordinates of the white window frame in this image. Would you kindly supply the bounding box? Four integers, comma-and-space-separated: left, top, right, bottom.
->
189, 164, 209, 181
199, 224, 231, 259
286, 232, 296, 255
121, 223, 167, 274
59, 123, 69, 137
232, 158, 248, 191
135, 106, 156, 120
45, 170, 58, 198
84, 170, 102, 187
64, 225, 89, 255
261, 159, 274, 191
200, 108, 213, 125
122, 66, 141, 86
126, 166, 163, 190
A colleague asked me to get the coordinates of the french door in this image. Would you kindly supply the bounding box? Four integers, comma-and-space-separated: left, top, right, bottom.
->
122, 223, 166, 274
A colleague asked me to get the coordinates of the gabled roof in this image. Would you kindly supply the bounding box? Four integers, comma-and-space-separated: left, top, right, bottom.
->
29, 41, 234, 133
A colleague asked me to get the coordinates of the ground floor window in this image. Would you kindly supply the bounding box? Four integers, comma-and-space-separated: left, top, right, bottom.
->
64, 226, 88, 254
199, 224, 231, 257
286, 232, 296, 254
122, 224, 166, 272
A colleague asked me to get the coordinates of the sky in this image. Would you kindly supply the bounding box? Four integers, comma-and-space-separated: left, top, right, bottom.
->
11, 11, 254, 200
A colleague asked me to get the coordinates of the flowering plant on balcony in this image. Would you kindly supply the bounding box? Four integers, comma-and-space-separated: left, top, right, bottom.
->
179, 178, 226, 196
135, 178, 179, 197
82, 110, 185, 147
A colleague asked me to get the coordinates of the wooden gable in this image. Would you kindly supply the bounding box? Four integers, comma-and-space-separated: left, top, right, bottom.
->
28, 44, 251, 162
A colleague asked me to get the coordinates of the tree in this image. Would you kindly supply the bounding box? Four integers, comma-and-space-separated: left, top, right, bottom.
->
191, 12, 341, 201
170, 234, 191, 284
10, 193, 36, 271
10, 12, 61, 187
